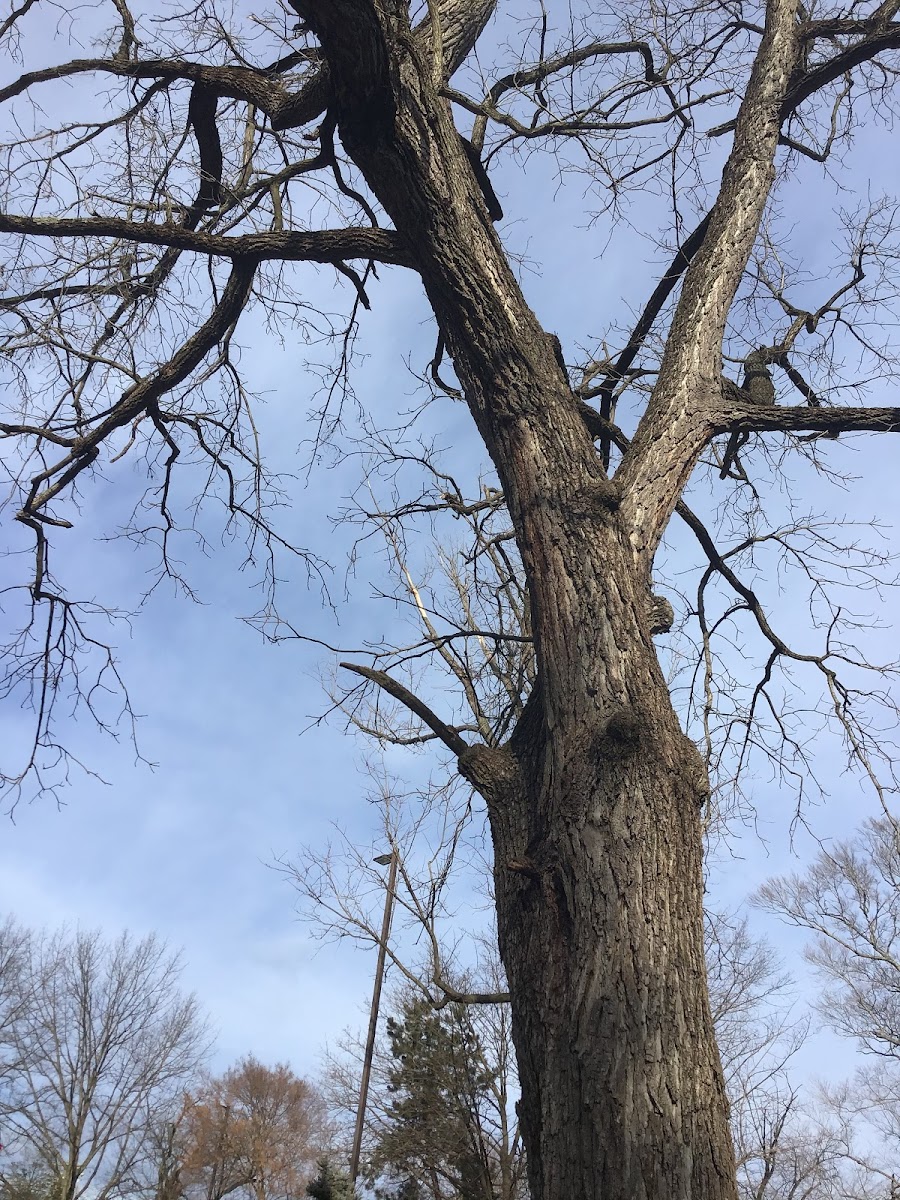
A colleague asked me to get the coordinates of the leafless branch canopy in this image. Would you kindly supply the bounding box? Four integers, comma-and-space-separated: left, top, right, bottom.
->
0, 0, 899, 826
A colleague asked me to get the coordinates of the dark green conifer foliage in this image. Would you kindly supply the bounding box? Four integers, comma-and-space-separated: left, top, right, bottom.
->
370, 998, 520, 1200
305, 1158, 355, 1200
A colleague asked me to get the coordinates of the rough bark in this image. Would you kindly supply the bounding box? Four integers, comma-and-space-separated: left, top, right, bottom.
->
462, 590, 729, 1199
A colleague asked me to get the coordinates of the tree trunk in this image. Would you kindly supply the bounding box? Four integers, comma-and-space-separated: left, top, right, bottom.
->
301, 3, 746, 1196
461, 529, 734, 1200
494, 760, 733, 1199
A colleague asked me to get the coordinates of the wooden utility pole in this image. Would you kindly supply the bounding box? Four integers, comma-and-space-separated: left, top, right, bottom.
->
349, 851, 398, 1187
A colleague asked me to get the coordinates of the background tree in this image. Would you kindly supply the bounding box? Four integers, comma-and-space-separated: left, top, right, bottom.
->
145, 1114, 188, 1200
0, 918, 29, 1091
0, 928, 207, 1200
304, 1159, 355, 1200
705, 914, 876, 1198
365, 993, 524, 1200
180, 1058, 329, 1200
0, 1163, 63, 1200
4, 0, 900, 1196
758, 817, 900, 1186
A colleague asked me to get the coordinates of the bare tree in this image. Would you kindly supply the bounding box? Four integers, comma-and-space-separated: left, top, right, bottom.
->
757, 818, 900, 1184
758, 819, 900, 1061
180, 1058, 329, 1200
703, 913, 871, 1198
0, 918, 30, 1090
732, 1096, 876, 1200
4, 0, 900, 1195
0, 928, 208, 1200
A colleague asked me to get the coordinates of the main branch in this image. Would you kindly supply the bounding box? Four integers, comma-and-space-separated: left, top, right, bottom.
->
0, 214, 411, 267
617, 0, 800, 563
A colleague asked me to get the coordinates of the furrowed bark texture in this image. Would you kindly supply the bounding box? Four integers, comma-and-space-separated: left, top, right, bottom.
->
295, 1, 797, 1195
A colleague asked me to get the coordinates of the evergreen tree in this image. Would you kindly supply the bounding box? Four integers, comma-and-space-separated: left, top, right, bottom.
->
305, 1159, 355, 1200
370, 998, 522, 1200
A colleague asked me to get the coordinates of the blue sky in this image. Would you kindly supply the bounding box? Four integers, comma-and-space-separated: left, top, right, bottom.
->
1, 1, 899, 1103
